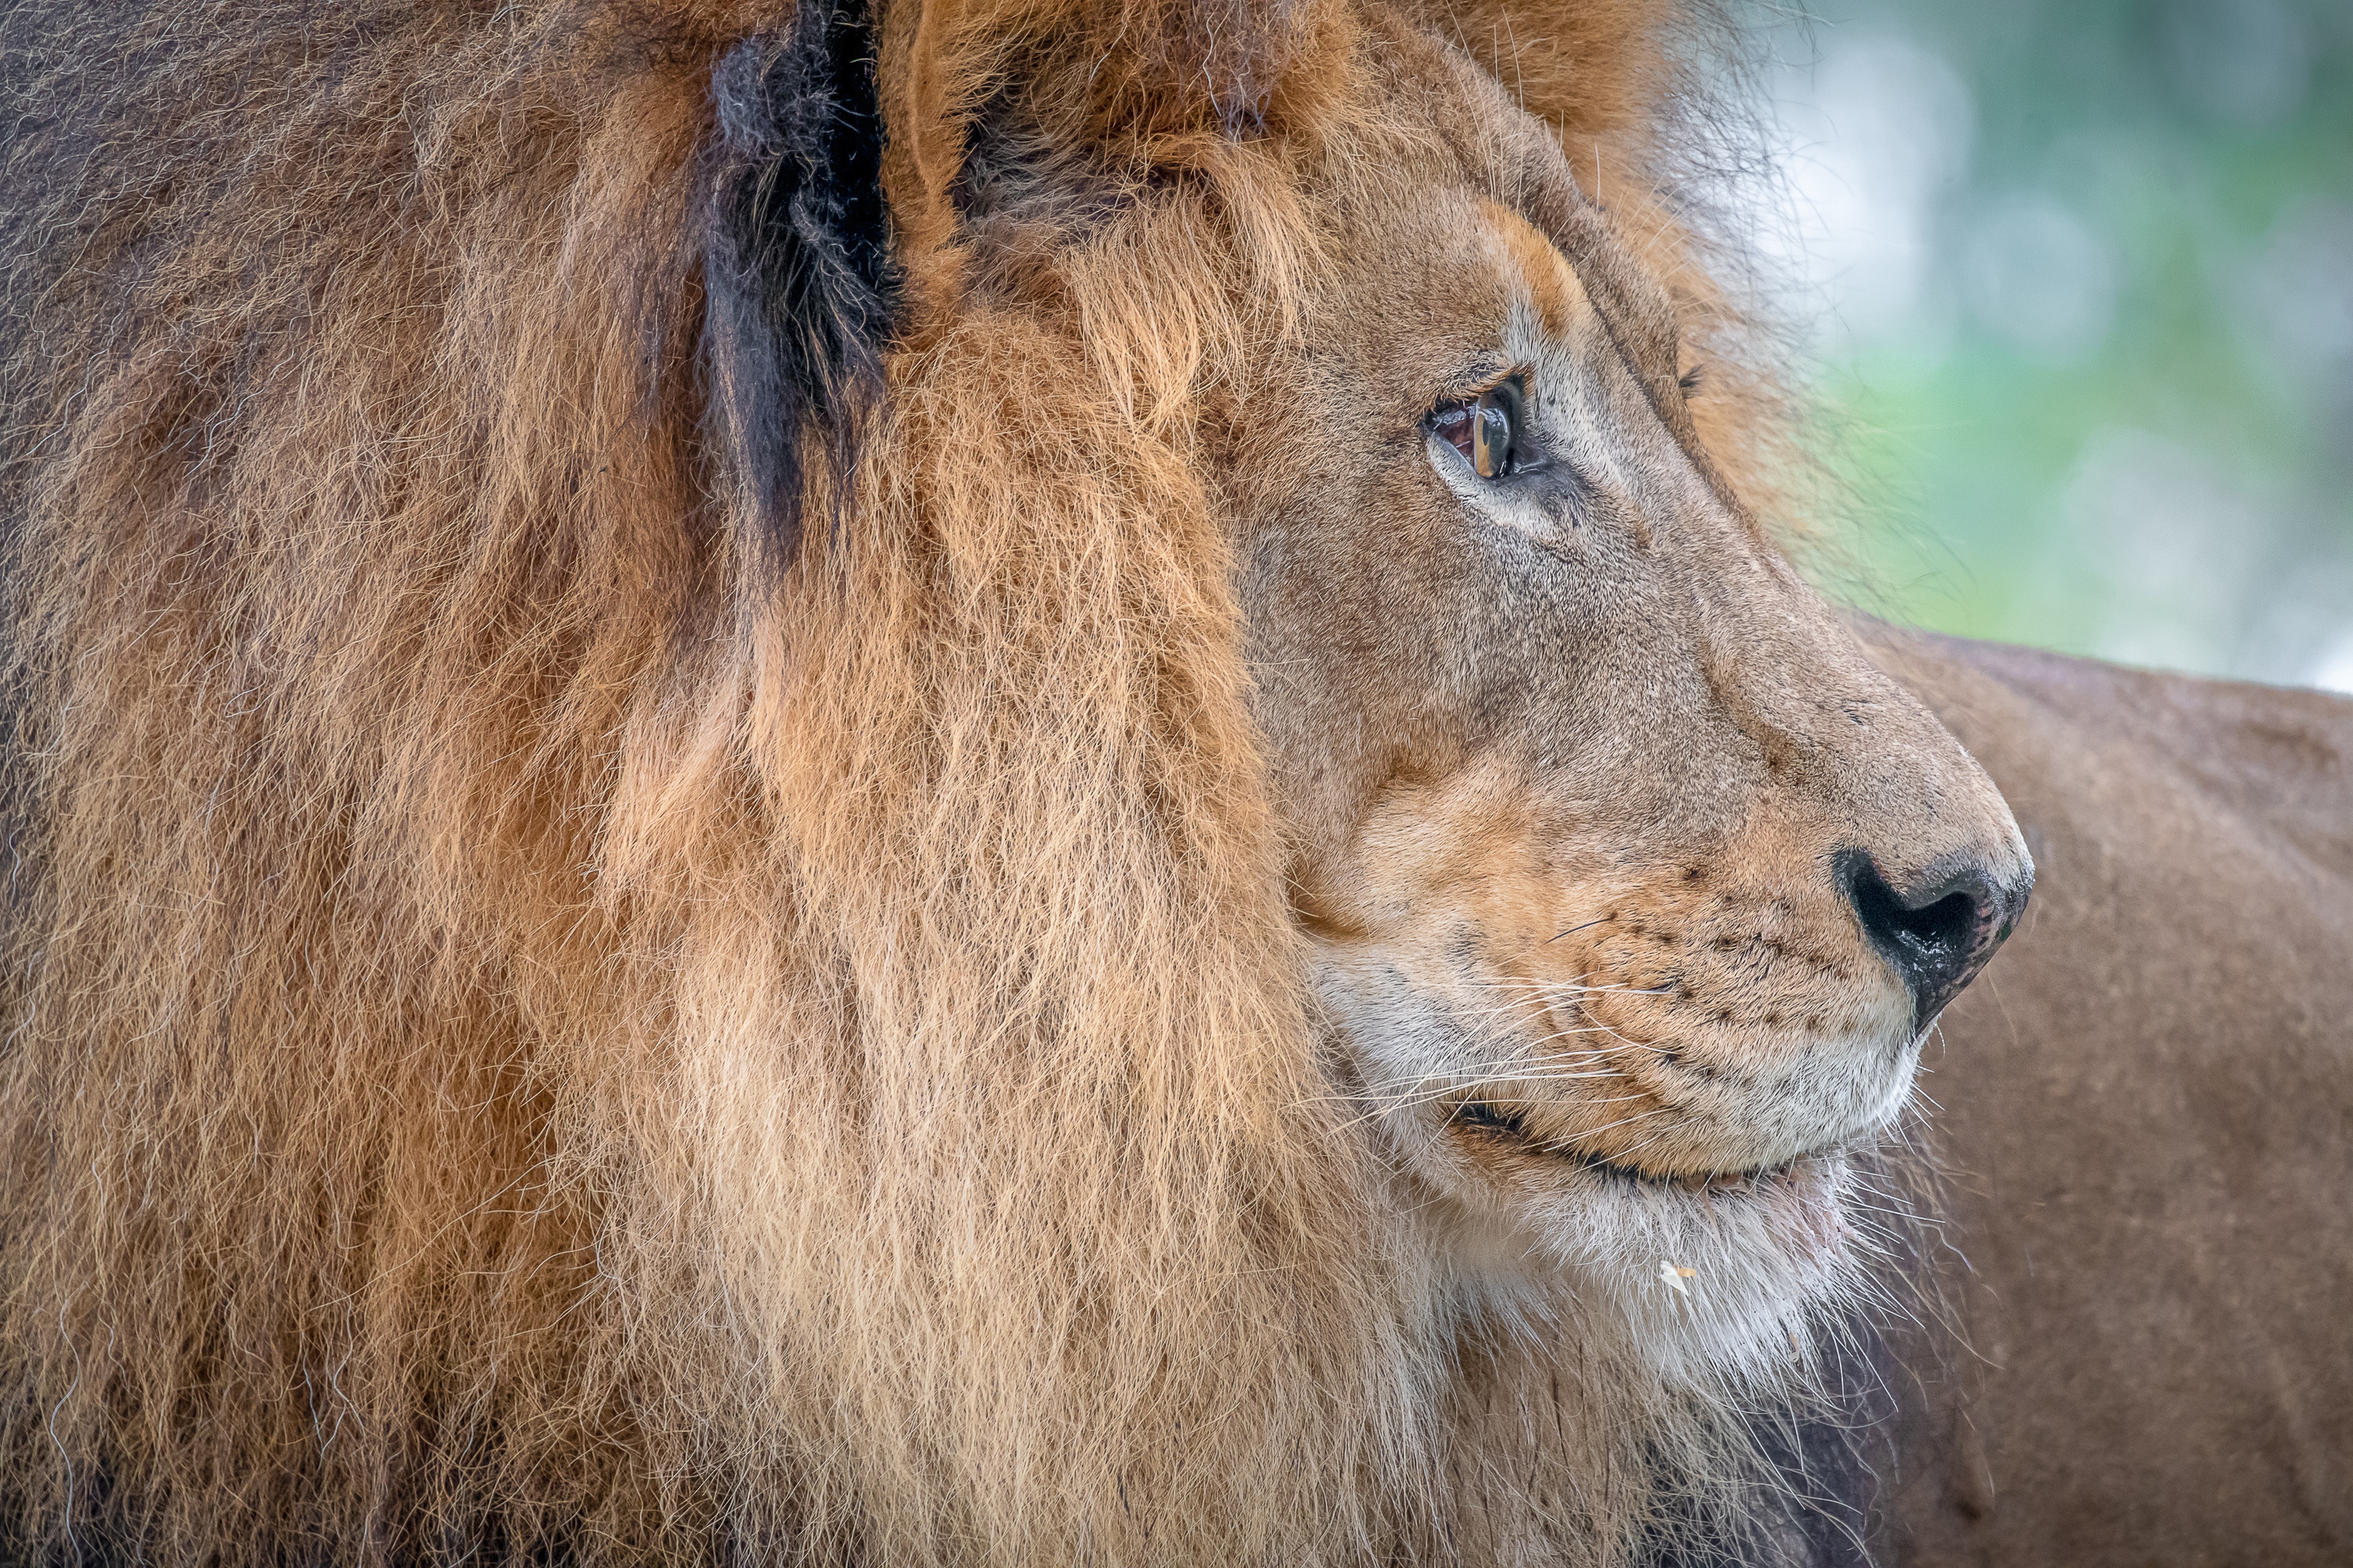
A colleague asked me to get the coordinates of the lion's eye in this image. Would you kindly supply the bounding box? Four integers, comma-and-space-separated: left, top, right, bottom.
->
1429, 376, 1526, 480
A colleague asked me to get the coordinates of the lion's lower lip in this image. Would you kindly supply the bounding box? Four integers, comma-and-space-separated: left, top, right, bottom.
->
1450, 1095, 1818, 1192
1564, 1147, 1806, 1194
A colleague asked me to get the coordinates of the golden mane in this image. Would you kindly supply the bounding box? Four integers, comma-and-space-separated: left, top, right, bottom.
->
0, 0, 1831, 1561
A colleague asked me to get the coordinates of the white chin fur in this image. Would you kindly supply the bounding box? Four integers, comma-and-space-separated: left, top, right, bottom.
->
1418, 1152, 1867, 1393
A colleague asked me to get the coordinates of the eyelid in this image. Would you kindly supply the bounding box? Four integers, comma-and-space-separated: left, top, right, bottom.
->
1433, 360, 1528, 406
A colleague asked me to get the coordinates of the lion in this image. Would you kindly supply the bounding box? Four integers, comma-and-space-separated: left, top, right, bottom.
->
10, 0, 2322, 1563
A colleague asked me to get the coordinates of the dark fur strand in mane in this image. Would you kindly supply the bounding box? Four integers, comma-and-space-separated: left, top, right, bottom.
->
704, 0, 901, 574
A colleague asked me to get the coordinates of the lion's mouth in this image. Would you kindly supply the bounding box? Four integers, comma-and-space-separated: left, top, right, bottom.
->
1448, 1095, 1813, 1194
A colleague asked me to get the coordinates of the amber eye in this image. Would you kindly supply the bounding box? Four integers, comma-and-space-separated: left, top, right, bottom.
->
1429, 376, 1526, 479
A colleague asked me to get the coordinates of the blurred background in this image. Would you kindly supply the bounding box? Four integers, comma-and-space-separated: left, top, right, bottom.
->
1740, 0, 2353, 693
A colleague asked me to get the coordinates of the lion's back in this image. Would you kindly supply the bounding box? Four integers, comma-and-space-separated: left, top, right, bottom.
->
1880, 635, 2353, 1566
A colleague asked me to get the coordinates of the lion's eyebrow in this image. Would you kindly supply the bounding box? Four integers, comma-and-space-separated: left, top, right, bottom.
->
1481, 198, 1592, 344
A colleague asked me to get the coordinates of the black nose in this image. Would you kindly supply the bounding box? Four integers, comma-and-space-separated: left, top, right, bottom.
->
1835, 848, 2031, 1028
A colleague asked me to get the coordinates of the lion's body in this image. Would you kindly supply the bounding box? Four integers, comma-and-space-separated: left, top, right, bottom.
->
0, 0, 2339, 1565
1883, 639, 2353, 1566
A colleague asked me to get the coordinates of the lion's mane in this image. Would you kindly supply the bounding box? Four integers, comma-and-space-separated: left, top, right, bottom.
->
0, 1, 1844, 1562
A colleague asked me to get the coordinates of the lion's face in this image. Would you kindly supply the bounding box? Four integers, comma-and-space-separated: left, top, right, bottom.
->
1232, 42, 2032, 1352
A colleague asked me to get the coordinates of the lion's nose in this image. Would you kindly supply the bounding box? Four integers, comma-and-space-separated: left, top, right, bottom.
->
1834, 849, 2031, 1028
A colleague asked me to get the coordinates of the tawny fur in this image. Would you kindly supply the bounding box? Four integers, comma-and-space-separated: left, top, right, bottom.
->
0, 0, 2002, 1563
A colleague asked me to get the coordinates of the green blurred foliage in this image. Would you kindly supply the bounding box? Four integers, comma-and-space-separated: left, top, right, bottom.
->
1768, 0, 2353, 689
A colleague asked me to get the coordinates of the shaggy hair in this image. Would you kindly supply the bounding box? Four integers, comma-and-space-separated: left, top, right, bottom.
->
0, 0, 1873, 1562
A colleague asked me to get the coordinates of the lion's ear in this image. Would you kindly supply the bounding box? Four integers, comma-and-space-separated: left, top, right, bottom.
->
877, 0, 1347, 252
703, 0, 899, 573
1396, 0, 1672, 152
1062, 0, 1345, 135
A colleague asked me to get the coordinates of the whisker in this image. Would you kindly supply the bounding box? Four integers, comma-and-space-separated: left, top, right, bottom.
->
1482, 1084, 1653, 1101
1595, 1118, 1688, 1161
1568, 1106, 1673, 1139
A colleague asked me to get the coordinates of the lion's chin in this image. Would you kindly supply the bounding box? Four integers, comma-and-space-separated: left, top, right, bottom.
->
1426, 1144, 1870, 1391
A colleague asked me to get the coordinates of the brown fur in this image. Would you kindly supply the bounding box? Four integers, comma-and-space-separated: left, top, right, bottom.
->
0, 0, 2045, 1563
1868, 636, 2353, 1566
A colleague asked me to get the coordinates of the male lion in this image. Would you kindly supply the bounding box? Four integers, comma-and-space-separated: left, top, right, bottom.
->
0, 0, 2342, 1565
